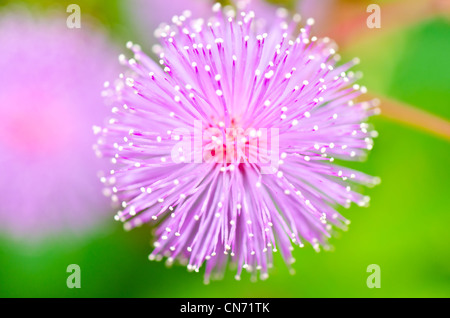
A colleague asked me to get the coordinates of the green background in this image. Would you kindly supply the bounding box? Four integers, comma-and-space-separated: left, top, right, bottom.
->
0, 0, 448, 297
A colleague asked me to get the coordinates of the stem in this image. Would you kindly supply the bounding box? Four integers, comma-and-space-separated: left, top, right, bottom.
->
367, 94, 450, 141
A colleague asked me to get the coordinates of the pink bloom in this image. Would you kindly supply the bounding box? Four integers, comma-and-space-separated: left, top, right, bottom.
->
0, 10, 119, 239
97, 3, 379, 282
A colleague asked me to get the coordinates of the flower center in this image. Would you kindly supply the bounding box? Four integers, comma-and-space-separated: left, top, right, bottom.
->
201, 117, 273, 166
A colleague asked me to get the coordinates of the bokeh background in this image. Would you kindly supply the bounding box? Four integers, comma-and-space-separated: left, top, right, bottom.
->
0, 0, 448, 297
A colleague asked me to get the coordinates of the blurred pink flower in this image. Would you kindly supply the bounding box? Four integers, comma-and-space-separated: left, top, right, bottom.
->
0, 10, 119, 240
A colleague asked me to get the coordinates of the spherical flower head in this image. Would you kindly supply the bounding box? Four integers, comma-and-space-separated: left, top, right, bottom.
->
0, 10, 120, 240
97, 3, 380, 282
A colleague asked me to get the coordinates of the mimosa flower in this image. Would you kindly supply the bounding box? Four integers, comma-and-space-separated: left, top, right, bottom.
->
96, 3, 379, 282
0, 11, 119, 239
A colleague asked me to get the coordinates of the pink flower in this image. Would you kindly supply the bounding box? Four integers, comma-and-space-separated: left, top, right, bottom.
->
97, 3, 379, 282
0, 10, 119, 240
